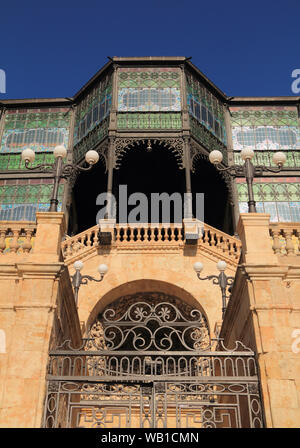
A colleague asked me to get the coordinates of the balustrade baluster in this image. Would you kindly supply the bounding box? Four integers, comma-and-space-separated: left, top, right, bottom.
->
283, 228, 295, 255
271, 229, 282, 255
146, 227, 151, 242
215, 233, 221, 249
86, 231, 92, 247
10, 229, 20, 253
22, 229, 34, 253
204, 229, 210, 245
0, 229, 7, 253
295, 230, 300, 254
170, 227, 175, 241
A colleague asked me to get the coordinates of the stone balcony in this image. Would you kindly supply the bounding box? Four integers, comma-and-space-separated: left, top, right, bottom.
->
61, 221, 242, 266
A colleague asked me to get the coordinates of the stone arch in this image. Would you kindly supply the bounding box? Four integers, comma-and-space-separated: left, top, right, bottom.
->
85, 279, 211, 337
114, 137, 185, 170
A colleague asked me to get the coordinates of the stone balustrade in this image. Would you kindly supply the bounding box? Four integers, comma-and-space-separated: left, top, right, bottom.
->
61, 225, 99, 259
114, 223, 184, 243
199, 226, 242, 261
269, 223, 300, 256
62, 222, 242, 263
0, 221, 36, 254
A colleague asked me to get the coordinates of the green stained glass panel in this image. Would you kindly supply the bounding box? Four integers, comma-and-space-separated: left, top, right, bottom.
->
1, 109, 70, 154
0, 153, 55, 171
236, 184, 248, 202
0, 183, 64, 221
74, 74, 112, 145
237, 180, 300, 203
287, 184, 300, 201
117, 113, 181, 130
26, 185, 40, 203
118, 68, 181, 112
40, 184, 52, 203
231, 107, 300, 151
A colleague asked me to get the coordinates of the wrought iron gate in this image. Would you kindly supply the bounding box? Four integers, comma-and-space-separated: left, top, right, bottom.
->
43, 294, 264, 428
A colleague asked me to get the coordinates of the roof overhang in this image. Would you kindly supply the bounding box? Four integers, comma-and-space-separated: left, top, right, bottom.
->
1, 57, 299, 108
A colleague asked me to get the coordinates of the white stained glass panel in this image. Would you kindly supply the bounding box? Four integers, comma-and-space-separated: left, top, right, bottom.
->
261, 202, 278, 222
290, 202, 300, 222
118, 88, 181, 112
239, 201, 300, 223
256, 202, 264, 213
232, 126, 300, 151
277, 202, 292, 222
239, 202, 248, 214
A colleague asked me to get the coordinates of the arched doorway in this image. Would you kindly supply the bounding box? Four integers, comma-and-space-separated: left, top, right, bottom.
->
43, 291, 264, 428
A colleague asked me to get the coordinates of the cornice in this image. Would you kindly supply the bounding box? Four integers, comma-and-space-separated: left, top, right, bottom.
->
240, 263, 300, 280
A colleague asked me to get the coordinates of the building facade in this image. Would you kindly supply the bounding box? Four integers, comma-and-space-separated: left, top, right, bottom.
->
0, 57, 299, 428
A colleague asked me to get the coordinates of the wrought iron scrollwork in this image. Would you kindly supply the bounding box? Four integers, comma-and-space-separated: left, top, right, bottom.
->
44, 294, 264, 428
86, 297, 210, 351
113, 138, 185, 170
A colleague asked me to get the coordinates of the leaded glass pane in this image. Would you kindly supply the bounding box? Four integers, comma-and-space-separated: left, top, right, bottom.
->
117, 112, 182, 130
1, 108, 71, 154
74, 73, 112, 146
290, 202, 300, 222
186, 72, 226, 146
277, 202, 291, 222
238, 201, 300, 222
118, 68, 181, 112
256, 202, 264, 213
263, 202, 278, 222
239, 202, 248, 213
0, 183, 64, 221
230, 107, 300, 155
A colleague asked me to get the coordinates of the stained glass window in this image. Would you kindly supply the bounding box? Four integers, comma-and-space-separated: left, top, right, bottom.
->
0, 152, 55, 171
233, 149, 300, 168
117, 112, 181, 130
239, 201, 300, 222
118, 68, 181, 112
186, 72, 226, 145
1, 108, 71, 154
74, 74, 112, 146
0, 180, 64, 221
237, 177, 300, 222
230, 107, 300, 151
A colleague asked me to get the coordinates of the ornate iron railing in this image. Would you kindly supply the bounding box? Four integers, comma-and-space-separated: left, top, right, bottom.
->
43, 299, 264, 428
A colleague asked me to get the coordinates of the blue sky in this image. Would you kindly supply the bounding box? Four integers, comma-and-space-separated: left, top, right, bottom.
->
0, 0, 299, 99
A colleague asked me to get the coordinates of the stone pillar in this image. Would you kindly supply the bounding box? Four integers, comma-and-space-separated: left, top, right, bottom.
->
237, 213, 278, 265
33, 212, 66, 262
221, 212, 300, 428
0, 212, 81, 427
